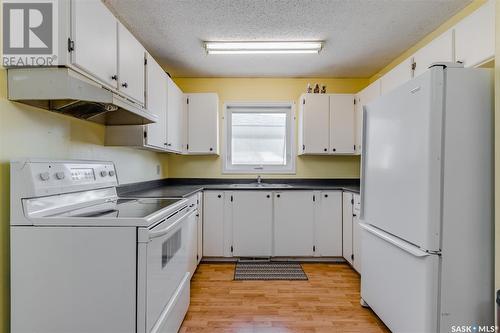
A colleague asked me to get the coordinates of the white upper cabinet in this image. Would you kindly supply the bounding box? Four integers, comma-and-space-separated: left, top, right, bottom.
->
70, 0, 117, 89
274, 191, 315, 256
186, 93, 219, 155
166, 77, 185, 153
412, 30, 453, 77
299, 94, 330, 154
355, 80, 381, 154
144, 54, 167, 149
232, 191, 273, 257
454, 0, 495, 67
380, 57, 413, 95
330, 94, 355, 154
118, 23, 146, 104
315, 191, 343, 257
298, 93, 357, 155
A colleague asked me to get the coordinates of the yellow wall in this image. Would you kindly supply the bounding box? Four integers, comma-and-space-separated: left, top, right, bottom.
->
370, 0, 487, 83
169, 77, 368, 179
0, 66, 168, 332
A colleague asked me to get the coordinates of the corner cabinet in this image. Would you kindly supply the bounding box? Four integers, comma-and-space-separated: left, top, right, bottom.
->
342, 191, 361, 274
298, 93, 356, 155
186, 93, 219, 155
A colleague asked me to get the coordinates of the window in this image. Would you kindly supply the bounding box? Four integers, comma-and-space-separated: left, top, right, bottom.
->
223, 102, 295, 173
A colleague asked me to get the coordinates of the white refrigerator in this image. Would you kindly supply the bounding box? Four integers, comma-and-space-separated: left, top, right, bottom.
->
360, 64, 494, 333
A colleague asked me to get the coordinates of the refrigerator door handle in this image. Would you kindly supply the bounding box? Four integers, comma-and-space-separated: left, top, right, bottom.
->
359, 223, 430, 258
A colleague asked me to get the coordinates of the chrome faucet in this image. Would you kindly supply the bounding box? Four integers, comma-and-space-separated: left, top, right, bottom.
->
257, 175, 262, 184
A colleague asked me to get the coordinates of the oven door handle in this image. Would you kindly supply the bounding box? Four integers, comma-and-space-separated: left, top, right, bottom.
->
148, 208, 195, 241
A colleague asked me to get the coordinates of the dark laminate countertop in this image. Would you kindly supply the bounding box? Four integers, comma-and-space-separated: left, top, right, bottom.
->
118, 178, 360, 199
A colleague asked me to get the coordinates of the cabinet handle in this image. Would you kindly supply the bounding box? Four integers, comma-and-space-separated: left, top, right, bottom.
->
111, 75, 118, 81
209, 147, 213, 151
332, 148, 337, 152
324, 194, 328, 198
121, 82, 128, 88
277, 194, 280, 198
217, 194, 221, 198
353, 214, 357, 217
266, 195, 270, 198
166, 143, 172, 146
324, 148, 327, 152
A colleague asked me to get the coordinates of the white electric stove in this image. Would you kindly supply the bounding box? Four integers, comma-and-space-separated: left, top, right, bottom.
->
10, 159, 198, 333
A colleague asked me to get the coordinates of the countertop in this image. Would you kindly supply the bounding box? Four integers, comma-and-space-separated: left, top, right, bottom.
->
118, 179, 360, 199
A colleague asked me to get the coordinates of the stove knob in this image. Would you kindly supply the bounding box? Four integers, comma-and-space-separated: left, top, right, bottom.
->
100, 170, 107, 177
39, 172, 50, 181
55, 172, 65, 180
108, 170, 115, 177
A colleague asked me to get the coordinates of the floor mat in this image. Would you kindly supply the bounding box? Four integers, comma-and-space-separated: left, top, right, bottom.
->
234, 261, 308, 280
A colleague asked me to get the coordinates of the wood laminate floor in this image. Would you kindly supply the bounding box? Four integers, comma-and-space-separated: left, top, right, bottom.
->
179, 263, 389, 333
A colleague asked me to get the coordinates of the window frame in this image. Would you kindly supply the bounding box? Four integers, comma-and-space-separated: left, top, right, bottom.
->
222, 101, 296, 174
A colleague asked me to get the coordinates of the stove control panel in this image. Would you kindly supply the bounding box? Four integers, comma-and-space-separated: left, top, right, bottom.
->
11, 160, 118, 197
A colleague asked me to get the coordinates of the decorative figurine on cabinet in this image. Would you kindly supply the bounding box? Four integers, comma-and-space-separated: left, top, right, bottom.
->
321, 85, 326, 94
313, 83, 320, 93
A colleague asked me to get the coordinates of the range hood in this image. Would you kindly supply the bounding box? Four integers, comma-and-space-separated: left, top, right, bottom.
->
7, 67, 157, 125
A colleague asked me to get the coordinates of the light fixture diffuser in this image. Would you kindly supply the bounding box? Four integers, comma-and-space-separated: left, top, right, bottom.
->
204, 41, 323, 55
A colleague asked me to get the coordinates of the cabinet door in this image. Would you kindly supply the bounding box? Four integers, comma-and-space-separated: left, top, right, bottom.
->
454, 0, 495, 67
413, 30, 453, 77
342, 192, 353, 265
352, 209, 361, 274
186, 211, 198, 276
203, 192, 225, 256
380, 57, 413, 95
118, 23, 145, 104
71, 0, 117, 88
145, 54, 167, 149
232, 191, 273, 257
187, 93, 219, 154
355, 80, 381, 153
274, 191, 315, 256
315, 191, 343, 256
197, 193, 203, 264
166, 77, 184, 153
329, 94, 355, 154
301, 94, 330, 154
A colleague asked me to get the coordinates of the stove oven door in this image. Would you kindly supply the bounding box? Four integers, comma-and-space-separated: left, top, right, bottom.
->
137, 205, 194, 333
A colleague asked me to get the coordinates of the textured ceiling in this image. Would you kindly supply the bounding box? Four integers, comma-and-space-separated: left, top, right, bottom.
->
104, 0, 471, 78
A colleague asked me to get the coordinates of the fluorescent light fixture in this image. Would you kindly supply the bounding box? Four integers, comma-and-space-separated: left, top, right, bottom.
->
204, 41, 323, 55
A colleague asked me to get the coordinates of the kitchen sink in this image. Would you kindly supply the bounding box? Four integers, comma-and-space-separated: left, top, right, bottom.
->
228, 183, 293, 188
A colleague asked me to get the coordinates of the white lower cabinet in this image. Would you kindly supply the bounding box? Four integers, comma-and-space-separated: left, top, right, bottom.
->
315, 191, 343, 256
342, 192, 354, 265
274, 191, 315, 256
232, 191, 273, 257
342, 191, 361, 273
196, 192, 203, 264
202, 189, 347, 259
202, 191, 225, 256
185, 210, 198, 276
